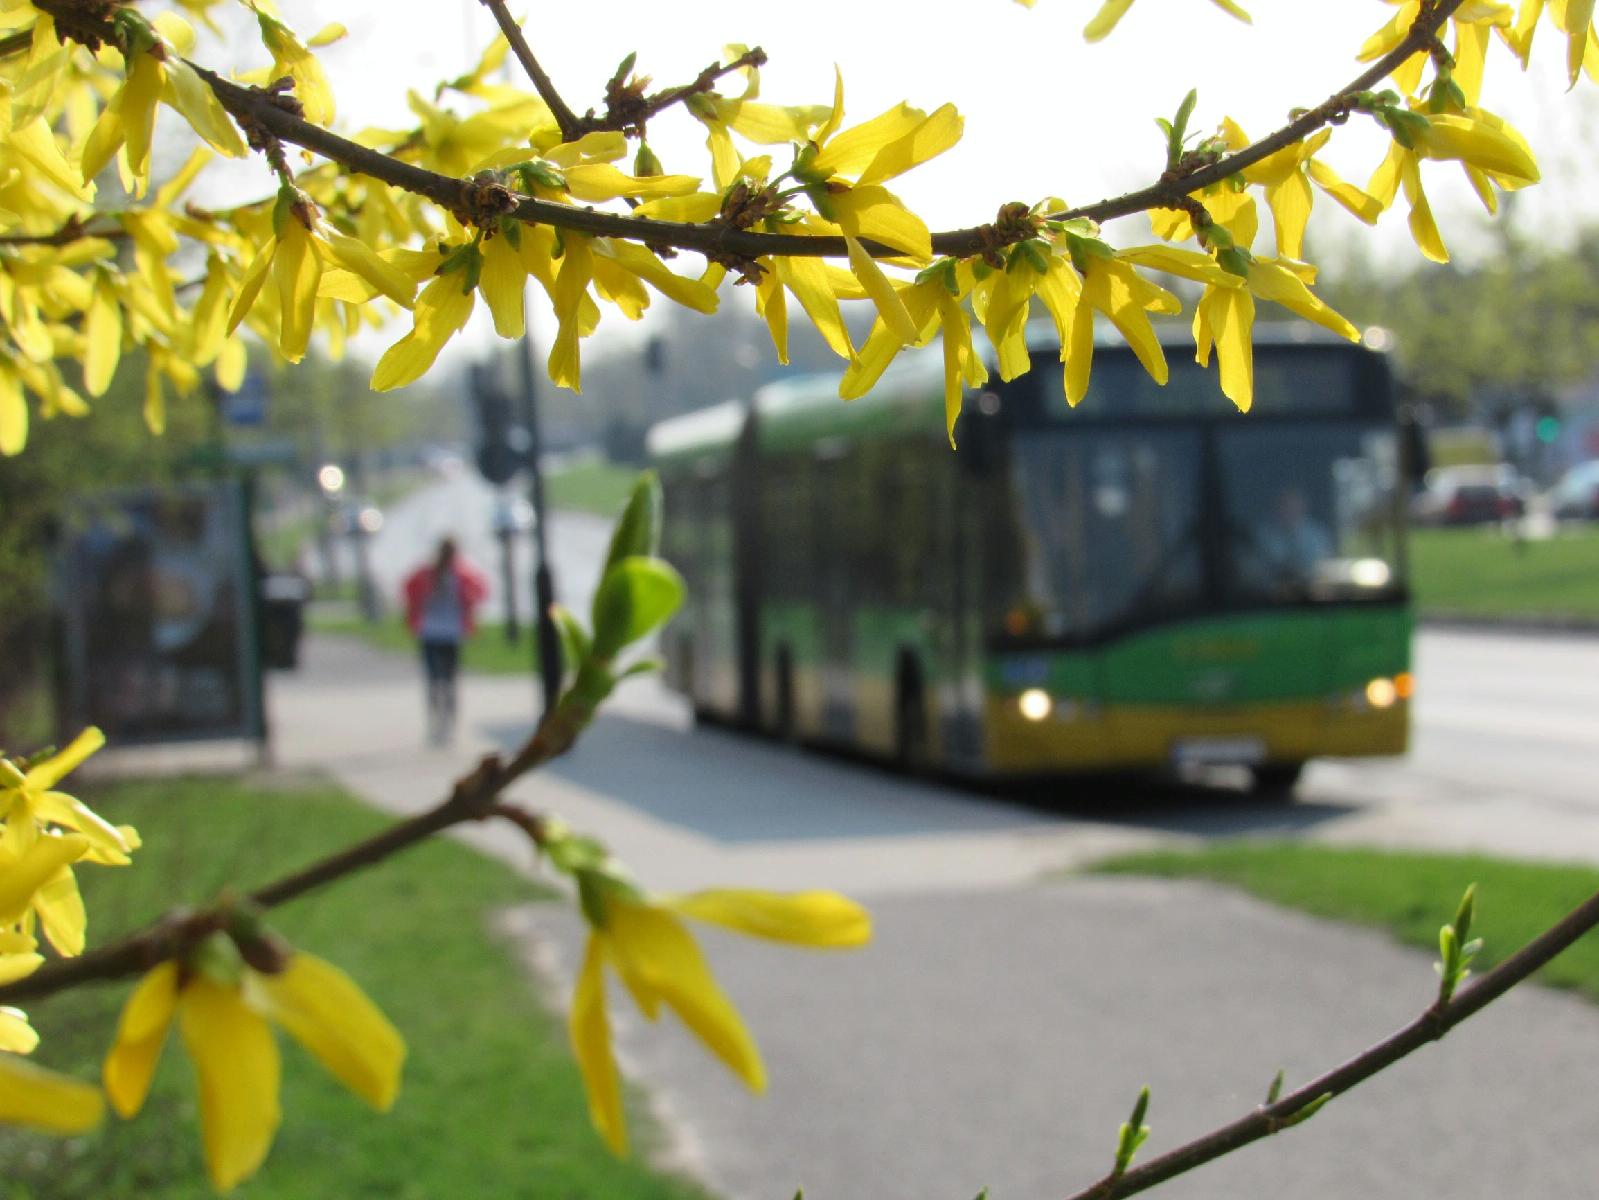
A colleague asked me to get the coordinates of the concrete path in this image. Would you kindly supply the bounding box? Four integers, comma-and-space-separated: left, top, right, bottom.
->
245, 632, 1599, 1200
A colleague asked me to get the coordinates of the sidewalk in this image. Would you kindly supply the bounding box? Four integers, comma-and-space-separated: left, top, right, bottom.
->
259, 633, 1599, 1200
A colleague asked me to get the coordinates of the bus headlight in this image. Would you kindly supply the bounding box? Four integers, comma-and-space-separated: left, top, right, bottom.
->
1365, 677, 1398, 709
1017, 688, 1053, 722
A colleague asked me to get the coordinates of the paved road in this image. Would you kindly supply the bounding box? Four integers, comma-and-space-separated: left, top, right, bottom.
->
253, 476, 1599, 1199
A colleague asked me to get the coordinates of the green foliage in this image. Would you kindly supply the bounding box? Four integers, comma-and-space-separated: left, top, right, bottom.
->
2, 775, 709, 1200
1410, 527, 1599, 620
1091, 843, 1599, 1003
1324, 226, 1599, 416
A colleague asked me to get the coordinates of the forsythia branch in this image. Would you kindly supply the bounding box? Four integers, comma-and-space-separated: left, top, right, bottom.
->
0, 705, 585, 1006
32, 0, 1466, 263
1063, 882, 1599, 1200
476, 0, 584, 142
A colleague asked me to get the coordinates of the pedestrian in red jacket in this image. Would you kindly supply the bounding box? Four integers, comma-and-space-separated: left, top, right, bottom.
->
402, 537, 488, 744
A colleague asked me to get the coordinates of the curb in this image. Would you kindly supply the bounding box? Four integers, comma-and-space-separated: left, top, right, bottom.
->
1420, 613, 1599, 637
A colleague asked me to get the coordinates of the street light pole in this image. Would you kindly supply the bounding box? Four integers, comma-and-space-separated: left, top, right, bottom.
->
515, 293, 562, 716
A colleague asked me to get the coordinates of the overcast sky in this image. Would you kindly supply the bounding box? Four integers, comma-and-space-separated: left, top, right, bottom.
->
215, 2, 1599, 365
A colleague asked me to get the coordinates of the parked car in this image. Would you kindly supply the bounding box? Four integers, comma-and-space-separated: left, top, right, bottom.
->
1547, 460, 1599, 520
1411, 465, 1526, 526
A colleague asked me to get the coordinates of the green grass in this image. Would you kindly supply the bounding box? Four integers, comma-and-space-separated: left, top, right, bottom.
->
1091, 842, 1599, 1003
545, 459, 641, 519
3, 776, 710, 1200
1410, 526, 1599, 620
307, 610, 542, 675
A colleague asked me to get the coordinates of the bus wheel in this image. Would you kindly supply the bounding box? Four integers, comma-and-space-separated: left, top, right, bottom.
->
1250, 762, 1305, 797
894, 660, 930, 774
774, 648, 797, 743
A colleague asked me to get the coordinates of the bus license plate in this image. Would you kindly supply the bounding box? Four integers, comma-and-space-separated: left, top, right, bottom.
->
1170, 737, 1266, 767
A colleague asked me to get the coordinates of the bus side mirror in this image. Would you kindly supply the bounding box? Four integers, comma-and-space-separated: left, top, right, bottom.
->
1400, 410, 1430, 489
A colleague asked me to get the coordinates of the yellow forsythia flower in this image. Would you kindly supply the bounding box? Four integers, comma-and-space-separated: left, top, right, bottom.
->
0, 727, 137, 956
570, 877, 870, 1155
104, 945, 405, 1194
0, 1052, 104, 1135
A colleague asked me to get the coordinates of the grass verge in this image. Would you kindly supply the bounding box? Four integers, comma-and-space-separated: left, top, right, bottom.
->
306, 610, 541, 675
545, 458, 640, 519
3, 775, 708, 1200
1091, 842, 1599, 1004
1411, 526, 1599, 621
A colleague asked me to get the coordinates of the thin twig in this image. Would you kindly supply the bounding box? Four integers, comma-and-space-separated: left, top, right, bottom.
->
476, 0, 582, 142
1063, 883, 1599, 1200
635, 47, 767, 126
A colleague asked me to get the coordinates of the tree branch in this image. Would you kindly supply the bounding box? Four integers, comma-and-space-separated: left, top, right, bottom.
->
1063, 882, 1599, 1200
38, 0, 1462, 267
476, 0, 583, 142
0, 700, 592, 1006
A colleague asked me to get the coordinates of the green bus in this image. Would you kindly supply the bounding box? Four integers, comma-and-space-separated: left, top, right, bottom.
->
647, 324, 1412, 791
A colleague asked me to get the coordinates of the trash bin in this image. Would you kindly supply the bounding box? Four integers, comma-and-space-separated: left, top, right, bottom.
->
260, 572, 312, 670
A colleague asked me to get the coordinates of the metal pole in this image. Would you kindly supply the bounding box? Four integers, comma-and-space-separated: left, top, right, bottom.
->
515, 292, 562, 715
497, 520, 521, 644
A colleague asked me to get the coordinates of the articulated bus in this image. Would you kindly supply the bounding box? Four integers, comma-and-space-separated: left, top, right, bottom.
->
646, 324, 1412, 791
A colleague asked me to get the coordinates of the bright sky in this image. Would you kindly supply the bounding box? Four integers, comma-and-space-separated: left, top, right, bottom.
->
211, 2, 1599, 364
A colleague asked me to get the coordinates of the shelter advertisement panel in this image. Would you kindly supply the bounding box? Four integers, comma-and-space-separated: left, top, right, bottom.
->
57, 482, 264, 745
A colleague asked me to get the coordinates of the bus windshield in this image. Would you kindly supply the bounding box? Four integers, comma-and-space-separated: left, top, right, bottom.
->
989, 367, 1404, 642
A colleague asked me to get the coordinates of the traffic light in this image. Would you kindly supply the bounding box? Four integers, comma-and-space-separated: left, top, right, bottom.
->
471, 365, 521, 485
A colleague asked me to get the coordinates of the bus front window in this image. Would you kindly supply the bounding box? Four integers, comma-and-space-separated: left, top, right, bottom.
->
999, 429, 1204, 640
1218, 426, 1403, 604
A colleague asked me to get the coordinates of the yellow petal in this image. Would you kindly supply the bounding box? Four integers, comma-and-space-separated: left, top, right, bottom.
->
83, 273, 122, 398
1399, 158, 1450, 263
103, 962, 178, 1118
1418, 114, 1540, 183
321, 232, 417, 307
755, 266, 789, 364
227, 238, 278, 335
1194, 283, 1256, 412
1247, 258, 1360, 340
547, 235, 595, 392
632, 193, 721, 223
178, 978, 281, 1194
775, 255, 854, 361
855, 104, 963, 187
1084, 0, 1138, 40
0, 370, 26, 457
844, 236, 918, 345
164, 59, 246, 157
259, 952, 405, 1111
830, 185, 932, 261
0, 1007, 38, 1054
273, 219, 321, 362
476, 234, 528, 338
119, 53, 165, 194
0, 835, 87, 927
602, 241, 719, 314
0, 1053, 104, 1135
570, 937, 626, 1155
34, 865, 87, 957
1307, 159, 1383, 223
605, 902, 765, 1092
371, 271, 476, 392
1267, 169, 1314, 260
669, 890, 872, 946
564, 164, 701, 203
